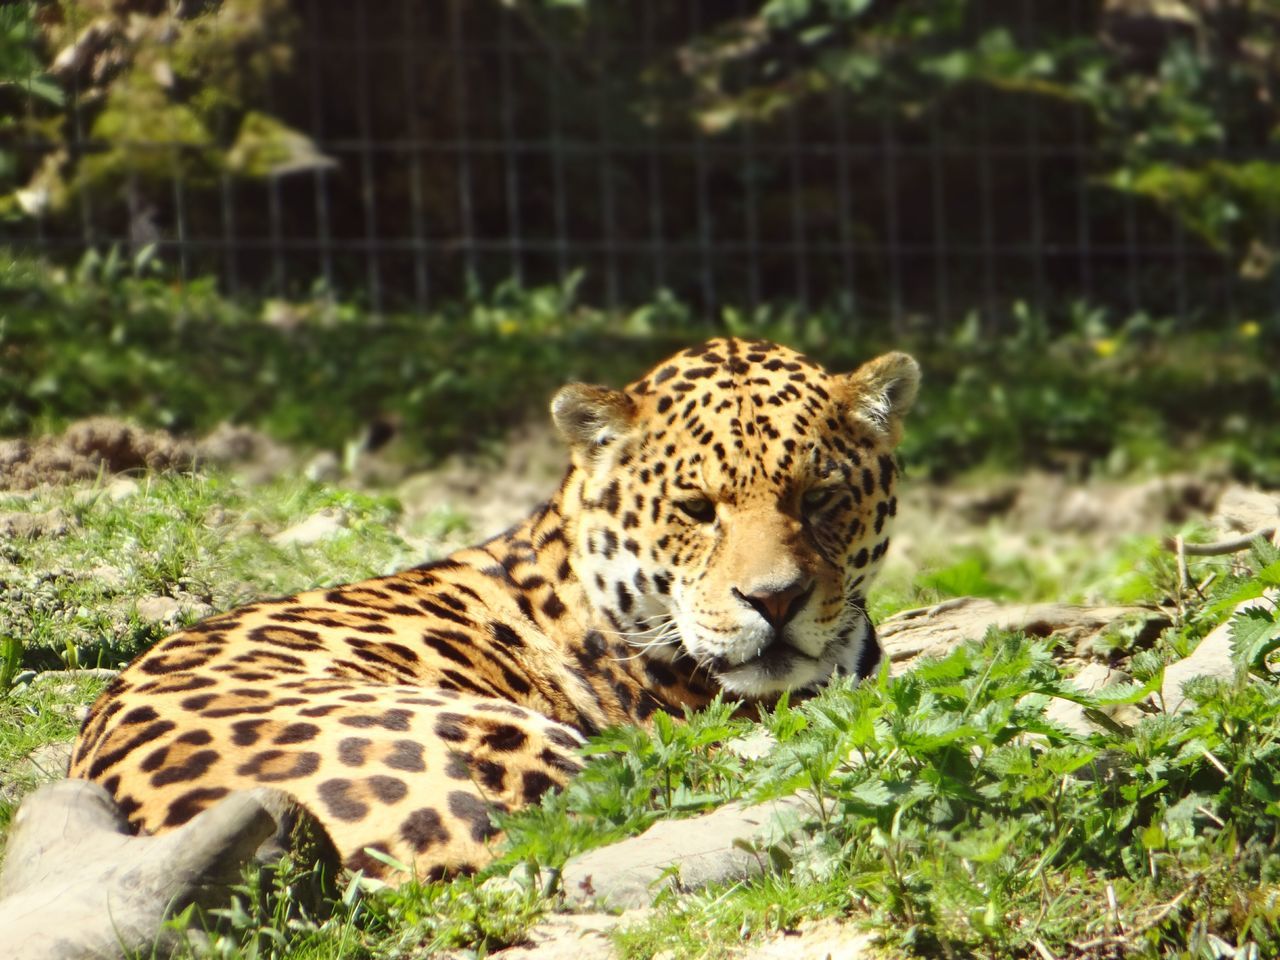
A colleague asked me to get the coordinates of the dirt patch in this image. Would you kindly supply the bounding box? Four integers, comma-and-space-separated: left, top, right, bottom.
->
0, 418, 305, 492
395, 423, 568, 542
0, 418, 195, 492
0, 508, 76, 539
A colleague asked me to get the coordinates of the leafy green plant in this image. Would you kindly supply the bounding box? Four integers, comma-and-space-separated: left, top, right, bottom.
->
497, 698, 750, 882
1227, 539, 1280, 677
0, 2, 62, 220
499, 539, 1280, 958
0, 636, 21, 694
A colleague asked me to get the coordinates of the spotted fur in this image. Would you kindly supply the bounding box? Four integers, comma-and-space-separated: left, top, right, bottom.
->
69, 338, 920, 881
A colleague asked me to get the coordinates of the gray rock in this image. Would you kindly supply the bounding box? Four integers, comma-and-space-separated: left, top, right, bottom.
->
0, 780, 337, 960
744, 918, 875, 959
303, 451, 342, 483
18, 740, 73, 779
134, 595, 183, 624
71, 478, 140, 507
483, 913, 636, 960
0, 509, 75, 540
724, 728, 778, 761
560, 796, 813, 910
106, 478, 140, 502
133, 595, 213, 625
88, 565, 128, 593
1213, 486, 1280, 537
272, 509, 348, 546
879, 598, 1169, 672
1160, 592, 1276, 713
1042, 663, 1133, 735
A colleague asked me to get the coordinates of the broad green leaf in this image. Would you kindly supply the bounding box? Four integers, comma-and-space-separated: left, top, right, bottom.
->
1230, 605, 1280, 670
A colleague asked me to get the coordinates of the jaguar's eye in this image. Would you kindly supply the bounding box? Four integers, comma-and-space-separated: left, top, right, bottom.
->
676, 497, 716, 523
802, 487, 836, 512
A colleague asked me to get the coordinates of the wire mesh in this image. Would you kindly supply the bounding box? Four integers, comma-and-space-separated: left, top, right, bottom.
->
7, 0, 1277, 327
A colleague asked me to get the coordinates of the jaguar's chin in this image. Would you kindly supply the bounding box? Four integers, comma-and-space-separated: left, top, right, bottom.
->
712, 641, 827, 699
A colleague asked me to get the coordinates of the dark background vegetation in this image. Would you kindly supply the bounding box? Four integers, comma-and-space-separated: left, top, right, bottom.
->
1, 0, 1278, 477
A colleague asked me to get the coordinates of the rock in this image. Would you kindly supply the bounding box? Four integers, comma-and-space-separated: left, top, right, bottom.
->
4, 418, 194, 492
134, 595, 183, 624
195, 423, 296, 482
988, 472, 1220, 537
0, 508, 75, 540
1042, 663, 1133, 736
485, 913, 633, 960
724, 727, 777, 761
71, 478, 140, 506
0, 740, 76, 807
0, 780, 338, 960
879, 598, 1170, 672
744, 917, 876, 959
272, 509, 348, 546
11, 742, 74, 783
106, 477, 140, 501
88, 565, 129, 593
303, 450, 342, 483
1213, 486, 1280, 537
132, 595, 213, 625
560, 796, 813, 910
22, 740, 75, 780
1159, 592, 1276, 713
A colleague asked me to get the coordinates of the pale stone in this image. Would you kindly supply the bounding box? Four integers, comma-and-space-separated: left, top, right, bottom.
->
560, 796, 813, 910
106, 477, 140, 501
134, 595, 183, 624
0, 780, 335, 960
879, 598, 1169, 673
271, 509, 348, 546
1159, 592, 1276, 713
745, 917, 876, 959
1213, 486, 1279, 537
1043, 663, 1132, 735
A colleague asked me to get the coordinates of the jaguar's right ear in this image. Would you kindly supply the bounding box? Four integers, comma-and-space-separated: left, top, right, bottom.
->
551, 383, 638, 463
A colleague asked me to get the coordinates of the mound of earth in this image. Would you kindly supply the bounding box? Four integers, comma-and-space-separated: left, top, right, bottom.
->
0, 418, 195, 492
0, 419, 304, 492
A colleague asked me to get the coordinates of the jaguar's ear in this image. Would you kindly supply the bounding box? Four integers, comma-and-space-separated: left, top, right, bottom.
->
551, 383, 638, 462
839, 351, 921, 447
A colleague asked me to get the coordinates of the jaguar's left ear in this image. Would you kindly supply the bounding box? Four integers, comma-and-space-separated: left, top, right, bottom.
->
551, 383, 638, 463
839, 352, 921, 447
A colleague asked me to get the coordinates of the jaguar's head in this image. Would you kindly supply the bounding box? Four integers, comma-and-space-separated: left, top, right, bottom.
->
553, 337, 919, 698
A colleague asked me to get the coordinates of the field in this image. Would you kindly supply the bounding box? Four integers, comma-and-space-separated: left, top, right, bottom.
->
2, 256, 1280, 958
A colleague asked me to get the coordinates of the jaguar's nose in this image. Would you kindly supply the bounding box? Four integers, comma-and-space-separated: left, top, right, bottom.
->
734, 580, 813, 630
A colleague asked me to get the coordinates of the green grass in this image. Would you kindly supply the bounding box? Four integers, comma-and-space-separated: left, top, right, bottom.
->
2, 462, 1276, 958
3, 256, 1279, 956
607, 629, 1280, 958
0, 474, 434, 674
3, 251, 1278, 481
0, 675, 108, 834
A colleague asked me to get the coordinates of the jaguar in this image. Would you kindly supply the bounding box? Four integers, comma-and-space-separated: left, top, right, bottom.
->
69, 337, 920, 882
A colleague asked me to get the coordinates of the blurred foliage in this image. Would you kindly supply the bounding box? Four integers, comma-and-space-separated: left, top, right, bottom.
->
2, 0, 327, 228
0, 2, 61, 217
2, 251, 1277, 482
4, 1, 1280, 316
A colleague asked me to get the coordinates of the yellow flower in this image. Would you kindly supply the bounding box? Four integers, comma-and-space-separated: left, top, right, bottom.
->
497, 318, 519, 336
1239, 321, 1261, 338
1092, 337, 1118, 358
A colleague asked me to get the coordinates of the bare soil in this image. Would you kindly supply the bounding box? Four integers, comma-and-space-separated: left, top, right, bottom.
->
0, 418, 195, 492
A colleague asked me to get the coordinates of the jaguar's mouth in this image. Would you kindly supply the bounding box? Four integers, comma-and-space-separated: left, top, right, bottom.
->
709, 637, 817, 680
